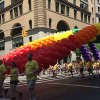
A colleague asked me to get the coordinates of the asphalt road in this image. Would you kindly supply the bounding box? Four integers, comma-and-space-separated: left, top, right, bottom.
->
4, 74, 100, 100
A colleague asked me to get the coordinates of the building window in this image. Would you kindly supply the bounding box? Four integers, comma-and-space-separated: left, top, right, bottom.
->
48, 0, 51, 9
73, 0, 76, 5
0, 16, 1, 24
10, 9, 13, 19
0, 31, 5, 50
29, 36, 32, 42
61, 4, 65, 14
92, 18, 94, 24
19, 4, 23, 15
97, 0, 99, 4
74, 10, 77, 19
49, 18, 52, 28
92, 7, 93, 13
11, 0, 18, 4
28, 0, 32, 11
29, 20, 32, 29
11, 23, 23, 48
55, 2, 59, 12
2, 14, 5, 23
0, 41, 4, 50
81, 13, 83, 21
12, 37, 23, 48
98, 17, 100, 22
66, 6, 69, 16
98, 7, 100, 13
80, 1, 88, 11
88, 16, 90, 24
14, 7, 18, 17
0, 1, 4, 10
84, 14, 87, 22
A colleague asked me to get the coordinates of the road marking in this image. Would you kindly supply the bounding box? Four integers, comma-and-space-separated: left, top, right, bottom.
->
3, 74, 69, 88
3, 73, 100, 89
48, 83, 100, 89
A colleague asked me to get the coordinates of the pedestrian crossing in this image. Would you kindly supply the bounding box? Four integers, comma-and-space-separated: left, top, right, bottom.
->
3, 74, 69, 89
3, 72, 98, 89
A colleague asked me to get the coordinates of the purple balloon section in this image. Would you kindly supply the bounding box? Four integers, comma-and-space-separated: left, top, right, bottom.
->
89, 43, 100, 60
80, 45, 91, 61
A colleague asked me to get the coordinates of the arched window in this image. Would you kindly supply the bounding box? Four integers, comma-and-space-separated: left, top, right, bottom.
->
0, 30, 5, 50
74, 26, 78, 29
57, 20, 70, 32
29, 20, 32, 29
11, 23, 23, 48
28, 0, 32, 11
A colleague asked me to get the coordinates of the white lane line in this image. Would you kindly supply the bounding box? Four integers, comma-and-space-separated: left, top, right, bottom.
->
3, 76, 68, 88
36, 78, 66, 83
48, 83, 100, 89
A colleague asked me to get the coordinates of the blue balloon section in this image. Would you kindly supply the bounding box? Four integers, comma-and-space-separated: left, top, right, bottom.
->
89, 43, 100, 60
80, 45, 91, 61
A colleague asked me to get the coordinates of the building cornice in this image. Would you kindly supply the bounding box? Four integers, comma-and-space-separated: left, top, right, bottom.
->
56, 0, 91, 16
0, 0, 23, 14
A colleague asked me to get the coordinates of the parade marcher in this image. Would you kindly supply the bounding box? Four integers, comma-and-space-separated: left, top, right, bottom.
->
79, 59, 84, 78
52, 64, 58, 78
25, 53, 39, 100
95, 60, 100, 73
4, 61, 22, 100
92, 61, 97, 73
65, 63, 68, 73
65, 63, 69, 77
75, 61, 79, 74
67, 61, 73, 77
0, 59, 8, 98
86, 60, 95, 78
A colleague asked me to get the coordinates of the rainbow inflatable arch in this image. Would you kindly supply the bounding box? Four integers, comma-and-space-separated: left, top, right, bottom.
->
1, 23, 100, 73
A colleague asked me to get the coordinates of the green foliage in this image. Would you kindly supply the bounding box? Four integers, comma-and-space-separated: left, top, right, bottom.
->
85, 44, 90, 50
74, 48, 81, 56
95, 43, 100, 51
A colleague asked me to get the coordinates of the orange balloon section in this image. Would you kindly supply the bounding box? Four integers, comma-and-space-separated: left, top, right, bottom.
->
1, 24, 99, 74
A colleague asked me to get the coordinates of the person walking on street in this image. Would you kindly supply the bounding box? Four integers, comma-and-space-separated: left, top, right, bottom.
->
25, 53, 39, 100
4, 61, 22, 100
86, 60, 95, 78
52, 64, 58, 78
79, 59, 84, 78
0, 59, 8, 98
95, 60, 100, 73
67, 61, 73, 77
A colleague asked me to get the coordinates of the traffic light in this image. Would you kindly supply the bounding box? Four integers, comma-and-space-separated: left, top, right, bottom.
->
22, 29, 28, 37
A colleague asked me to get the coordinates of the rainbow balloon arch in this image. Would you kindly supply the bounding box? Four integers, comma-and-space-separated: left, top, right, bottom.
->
1, 23, 100, 74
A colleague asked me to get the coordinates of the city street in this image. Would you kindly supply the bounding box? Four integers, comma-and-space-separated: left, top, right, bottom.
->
3, 73, 100, 100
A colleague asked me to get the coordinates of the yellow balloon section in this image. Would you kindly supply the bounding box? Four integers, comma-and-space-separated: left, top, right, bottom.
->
19, 30, 73, 50
1, 23, 100, 74
95, 23, 100, 35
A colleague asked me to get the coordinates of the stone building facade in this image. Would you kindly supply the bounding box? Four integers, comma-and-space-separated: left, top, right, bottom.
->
0, 0, 95, 56
94, 0, 100, 23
